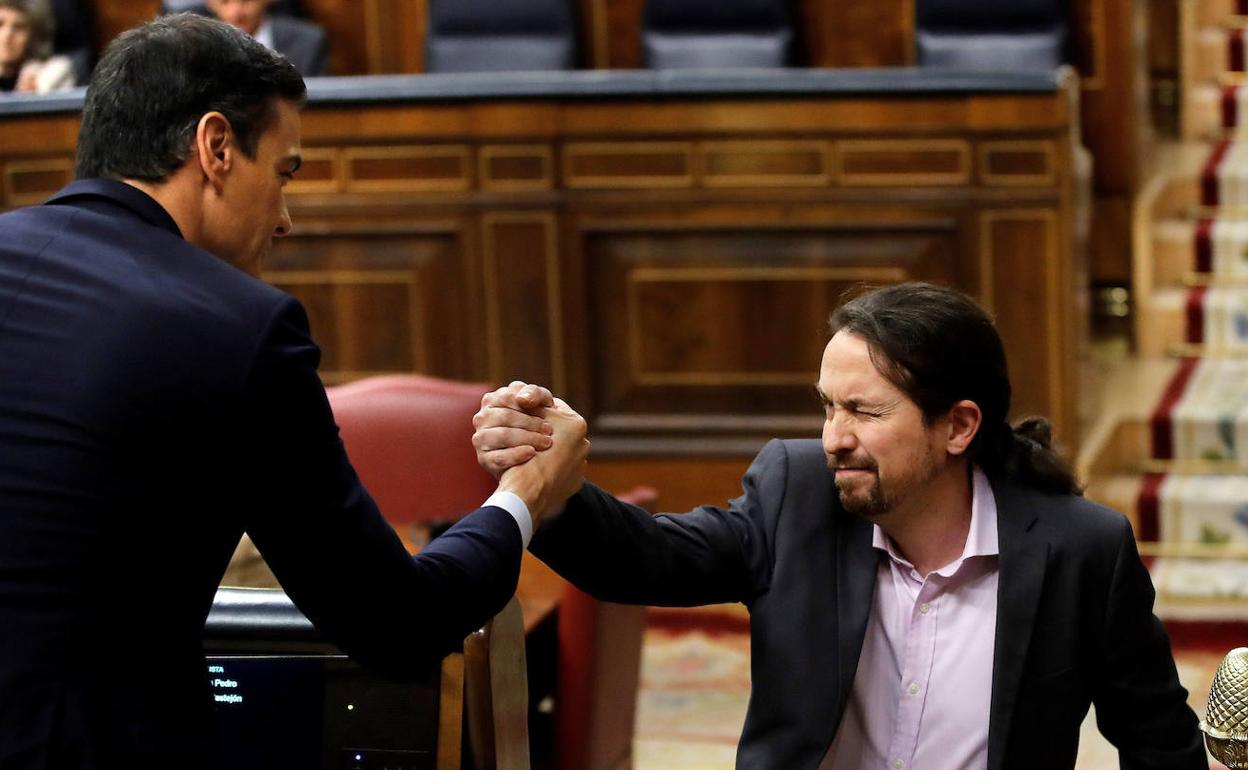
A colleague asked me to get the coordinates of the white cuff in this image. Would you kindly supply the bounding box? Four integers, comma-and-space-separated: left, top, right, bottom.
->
483, 489, 533, 549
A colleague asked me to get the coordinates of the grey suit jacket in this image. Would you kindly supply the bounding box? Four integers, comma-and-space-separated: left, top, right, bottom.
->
531, 439, 1206, 769
271, 14, 328, 76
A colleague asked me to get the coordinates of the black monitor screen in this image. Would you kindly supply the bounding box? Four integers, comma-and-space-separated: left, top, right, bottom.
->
206, 654, 440, 770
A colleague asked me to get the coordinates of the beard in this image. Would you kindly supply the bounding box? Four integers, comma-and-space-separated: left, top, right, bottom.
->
829, 455, 888, 518
828, 447, 941, 519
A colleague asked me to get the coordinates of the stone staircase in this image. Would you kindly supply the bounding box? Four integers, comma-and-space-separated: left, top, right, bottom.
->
1082, 0, 1248, 621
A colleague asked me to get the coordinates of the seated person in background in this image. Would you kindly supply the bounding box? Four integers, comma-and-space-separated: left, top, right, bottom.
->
205, 0, 328, 76
0, 0, 73, 93
473, 282, 1207, 770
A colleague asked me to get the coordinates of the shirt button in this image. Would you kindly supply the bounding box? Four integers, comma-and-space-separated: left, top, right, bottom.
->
919, 603, 930, 614
894, 759, 905, 769
908, 682, 920, 695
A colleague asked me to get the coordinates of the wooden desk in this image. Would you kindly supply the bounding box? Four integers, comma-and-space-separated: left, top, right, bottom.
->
0, 69, 1088, 470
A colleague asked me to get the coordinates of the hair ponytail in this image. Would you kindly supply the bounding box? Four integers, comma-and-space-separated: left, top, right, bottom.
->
997, 417, 1081, 496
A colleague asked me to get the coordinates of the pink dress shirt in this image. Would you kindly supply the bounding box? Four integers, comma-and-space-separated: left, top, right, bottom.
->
820, 467, 999, 770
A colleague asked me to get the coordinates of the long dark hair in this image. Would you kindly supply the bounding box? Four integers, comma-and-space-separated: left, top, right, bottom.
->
828, 282, 1080, 495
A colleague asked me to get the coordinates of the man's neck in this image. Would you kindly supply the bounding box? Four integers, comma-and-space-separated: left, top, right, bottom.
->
122, 173, 203, 249
877, 462, 974, 576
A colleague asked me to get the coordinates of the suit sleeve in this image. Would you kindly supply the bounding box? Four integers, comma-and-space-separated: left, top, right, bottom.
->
530, 439, 790, 607
1092, 517, 1207, 769
236, 298, 522, 676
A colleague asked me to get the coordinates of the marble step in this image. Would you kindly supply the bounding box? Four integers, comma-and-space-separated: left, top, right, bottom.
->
1084, 471, 1248, 616
1149, 356, 1248, 464
1196, 140, 1248, 208
1080, 357, 1248, 469
1184, 83, 1248, 139
1187, 25, 1244, 85
1137, 285, 1248, 356
1191, 0, 1247, 28
1152, 555, 1248, 619
1149, 216, 1248, 289
1088, 472, 1248, 547
1185, 83, 1226, 140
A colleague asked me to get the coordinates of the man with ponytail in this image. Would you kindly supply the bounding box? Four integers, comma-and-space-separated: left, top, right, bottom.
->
475, 282, 1205, 770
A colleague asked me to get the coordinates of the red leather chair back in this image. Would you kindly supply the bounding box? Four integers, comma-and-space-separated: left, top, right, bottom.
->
326, 374, 496, 531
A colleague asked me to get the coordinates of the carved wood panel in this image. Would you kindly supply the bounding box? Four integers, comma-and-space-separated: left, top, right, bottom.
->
0, 87, 1082, 454
263, 227, 472, 384
579, 219, 961, 437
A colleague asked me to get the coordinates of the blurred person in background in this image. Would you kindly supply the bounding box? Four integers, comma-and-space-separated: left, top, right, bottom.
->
0, 0, 73, 93
204, 0, 328, 76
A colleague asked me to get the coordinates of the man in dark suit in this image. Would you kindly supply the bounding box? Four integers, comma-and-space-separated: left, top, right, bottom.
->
0, 14, 586, 768
474, 283, 1207, 769
205, 0, 328, 75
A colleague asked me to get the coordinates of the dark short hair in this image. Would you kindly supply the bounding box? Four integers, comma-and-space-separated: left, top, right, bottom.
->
828, 282, 1079, 495
75, 14, 306, 182
0, 0, 52, 59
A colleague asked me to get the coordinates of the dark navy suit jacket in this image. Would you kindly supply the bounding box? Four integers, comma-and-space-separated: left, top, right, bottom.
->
0, 180, 521, 768
533, 439, 1207, 770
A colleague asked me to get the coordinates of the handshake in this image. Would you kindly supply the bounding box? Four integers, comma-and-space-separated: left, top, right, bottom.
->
472, 381, 590, 528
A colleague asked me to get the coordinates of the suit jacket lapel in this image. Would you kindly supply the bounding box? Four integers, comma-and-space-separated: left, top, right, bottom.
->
987, 479, 1049, 770
834, 510, 878, 722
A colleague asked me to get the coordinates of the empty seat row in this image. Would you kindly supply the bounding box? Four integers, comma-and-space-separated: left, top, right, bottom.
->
425, 0, 1072, 73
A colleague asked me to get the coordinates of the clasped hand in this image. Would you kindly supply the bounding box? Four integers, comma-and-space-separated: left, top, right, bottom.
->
473, 381, 589, 527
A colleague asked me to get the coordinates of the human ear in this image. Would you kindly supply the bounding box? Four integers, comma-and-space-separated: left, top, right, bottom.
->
944, 400, 982, 456
194, 112, 234, 193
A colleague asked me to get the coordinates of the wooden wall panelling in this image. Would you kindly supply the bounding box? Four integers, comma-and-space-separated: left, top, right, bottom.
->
579, 0, 610, 69
977, 140, 1057, 187
2, 157, 73, 208
700, 140, 831, 188
92, 1, 160, 55
978, 208, 1077, 447
563, 142, 694, 189
1148, 0, 1180, 135
481, 213, 565, 393
0, 115, 80, 209
300, 0, 376, 75
800, 0, 912, 67
479, 145, 555, 192
1074, 0, 1144, 195
588, 455, 754, 514
301, 0, 426, 74
835, 139, 971, 186
599, 0, 643, 69
262, 223, 474, 384
344, 145, 473, 193
576, 211, 961, 442
0, 84, 1084, 455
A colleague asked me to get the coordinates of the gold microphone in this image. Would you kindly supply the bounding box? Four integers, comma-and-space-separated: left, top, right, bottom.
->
1202, 647, 1248, 767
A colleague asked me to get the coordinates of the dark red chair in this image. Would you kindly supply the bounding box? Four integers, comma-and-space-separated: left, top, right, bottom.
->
326, 374, 648, 770
326, 374, 497, 535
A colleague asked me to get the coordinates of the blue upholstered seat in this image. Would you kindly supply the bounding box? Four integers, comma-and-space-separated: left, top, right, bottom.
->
424, 0, 579, 73
642, 0, 795, 69
915, 0, 1068, 71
